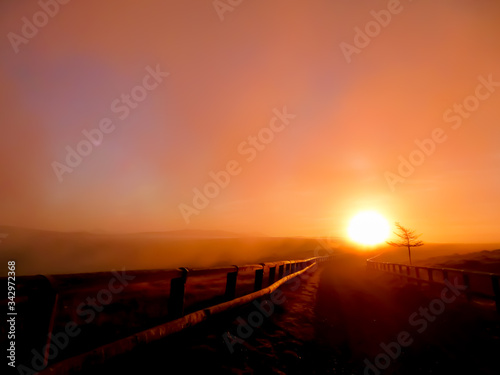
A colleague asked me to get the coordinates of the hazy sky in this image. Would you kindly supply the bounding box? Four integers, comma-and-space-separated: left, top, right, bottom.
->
1, 0, 500, 242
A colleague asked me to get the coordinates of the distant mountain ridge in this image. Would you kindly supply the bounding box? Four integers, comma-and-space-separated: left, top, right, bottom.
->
0, 225, 266, 238
128, 229, 264, 238
417, 249, 500, 274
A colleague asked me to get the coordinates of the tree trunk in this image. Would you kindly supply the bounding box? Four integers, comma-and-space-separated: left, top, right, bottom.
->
408, 245, 412, 265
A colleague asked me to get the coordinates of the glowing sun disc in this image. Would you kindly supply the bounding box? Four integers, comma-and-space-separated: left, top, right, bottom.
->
348, 211, 390, 245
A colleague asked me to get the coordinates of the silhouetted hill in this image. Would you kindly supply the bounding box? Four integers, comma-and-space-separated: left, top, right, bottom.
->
415, 249, 500, 273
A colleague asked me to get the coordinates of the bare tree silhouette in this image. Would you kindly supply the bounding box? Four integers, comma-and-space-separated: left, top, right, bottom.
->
386, 222, 423, 265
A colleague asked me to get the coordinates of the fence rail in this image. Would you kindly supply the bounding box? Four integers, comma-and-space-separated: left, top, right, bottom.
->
367, 259, 500, 313
1, 255, 331, 373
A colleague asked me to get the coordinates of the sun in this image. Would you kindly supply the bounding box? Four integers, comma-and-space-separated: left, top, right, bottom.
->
347, 211, 390, 246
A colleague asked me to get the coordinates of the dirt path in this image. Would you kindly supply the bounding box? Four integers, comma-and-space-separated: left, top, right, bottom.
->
89, 254, 500, 374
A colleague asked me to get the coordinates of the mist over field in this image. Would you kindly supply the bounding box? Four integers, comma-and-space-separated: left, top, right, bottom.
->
1, 226, 499, 277
0, 226, 340, 276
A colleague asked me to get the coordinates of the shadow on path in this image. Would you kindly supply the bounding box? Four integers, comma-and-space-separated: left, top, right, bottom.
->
86, 254, 500, 374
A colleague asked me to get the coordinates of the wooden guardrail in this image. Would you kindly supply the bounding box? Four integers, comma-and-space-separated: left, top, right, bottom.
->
1, 255, 331, 373
367, 259, 500, 313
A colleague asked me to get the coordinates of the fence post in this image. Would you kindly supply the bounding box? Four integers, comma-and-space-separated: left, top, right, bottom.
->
285, 263, 291, 276
428, 269, 433, 283
168, 268, 189, 320
442, 269, 448, 283
396, 264, 403, 281
35, 276, 59, 368
278, 264, 284, 279
269, 266, 276, 284
491, 275, 500, 313
254, 265, 265, 292
225, 266, 239, 301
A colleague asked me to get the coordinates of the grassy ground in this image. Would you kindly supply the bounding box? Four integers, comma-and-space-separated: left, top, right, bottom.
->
81, 253, 500, 374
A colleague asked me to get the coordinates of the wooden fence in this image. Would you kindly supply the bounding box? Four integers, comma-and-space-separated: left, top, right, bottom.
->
1, 255, 331, 373
367, 259, 500, 313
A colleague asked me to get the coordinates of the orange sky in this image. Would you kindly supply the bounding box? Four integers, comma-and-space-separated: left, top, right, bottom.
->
1, 0, 499, 242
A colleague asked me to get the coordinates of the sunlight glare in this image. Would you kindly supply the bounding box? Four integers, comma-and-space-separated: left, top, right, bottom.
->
348, 211, 390, 246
